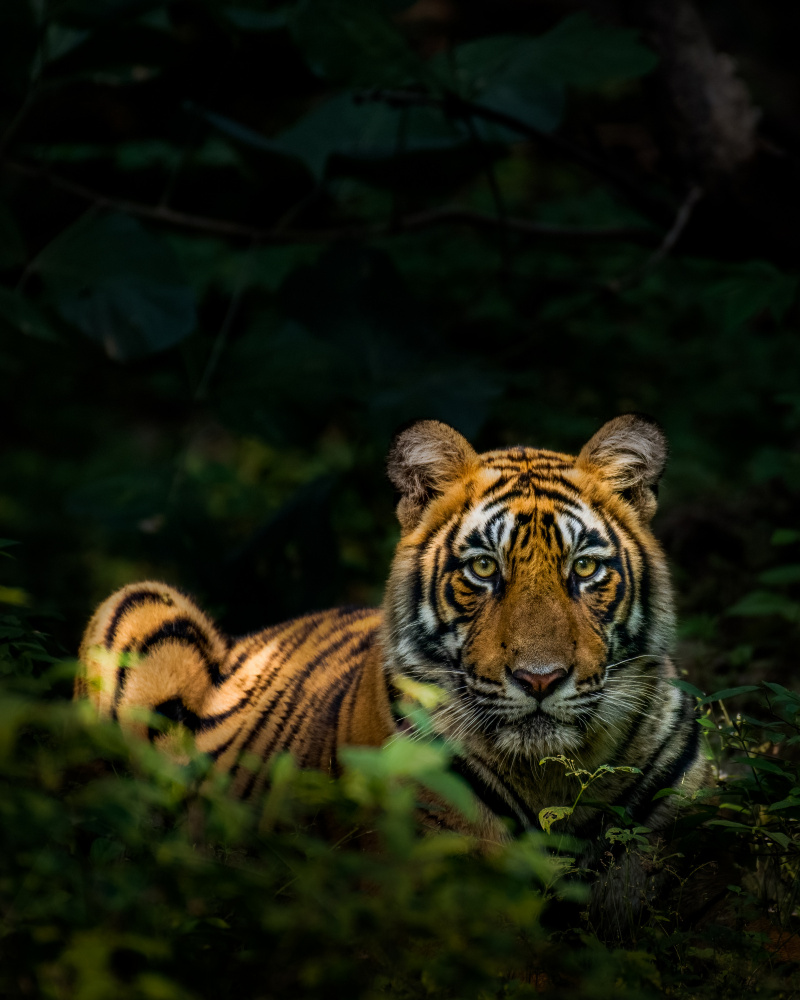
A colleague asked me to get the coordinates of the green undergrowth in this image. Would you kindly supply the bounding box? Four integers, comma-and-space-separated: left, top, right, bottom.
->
1, 612, 799, 999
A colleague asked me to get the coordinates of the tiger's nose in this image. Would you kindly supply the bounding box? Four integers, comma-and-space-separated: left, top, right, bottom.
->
512, 667, 568, 699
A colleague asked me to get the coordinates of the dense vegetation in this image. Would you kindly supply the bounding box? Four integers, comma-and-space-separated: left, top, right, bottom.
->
1, 0, 799, 996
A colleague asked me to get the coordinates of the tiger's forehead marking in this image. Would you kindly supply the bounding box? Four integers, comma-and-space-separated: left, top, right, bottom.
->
452, 449, 614, 559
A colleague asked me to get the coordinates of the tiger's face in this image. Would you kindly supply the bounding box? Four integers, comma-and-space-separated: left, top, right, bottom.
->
383, 416, 674, 758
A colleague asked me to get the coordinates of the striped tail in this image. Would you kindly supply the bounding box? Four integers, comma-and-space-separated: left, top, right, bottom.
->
77, 581, 228, 750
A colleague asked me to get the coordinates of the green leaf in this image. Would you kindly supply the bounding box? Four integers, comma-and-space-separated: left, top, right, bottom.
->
651, 787, 682, 802
539, 805, 573, 834
758, 564, 800, 585
223, 7, 289, 32
34, 212, 196, 361
443, 14, 657, 140
699, 685, 761, 705
520, 12, 658, 88
726, 590, 800, 622
732, 755, 790, 777
767, 796, 800, 811
418, 770, 478, 821
40, 23, 91, 64
703, 260, 798, 333
762, 681, 800, 705
0, 288, 59, 341
763, 829, 791, 850
0, 587, 29, 606
199, 96, 467, 181
290, 0, 424, 87
277, 94, 466, 179
446, 36, 565, 136
772, 529, 800, 546
670, 678, 705, 699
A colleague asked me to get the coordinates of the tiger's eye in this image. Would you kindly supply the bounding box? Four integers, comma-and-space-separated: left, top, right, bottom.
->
470, 555, 499, 579
573, 556, 599, 579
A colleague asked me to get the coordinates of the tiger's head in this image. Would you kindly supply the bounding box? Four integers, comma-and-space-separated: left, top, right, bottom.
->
383, 416, 675, 760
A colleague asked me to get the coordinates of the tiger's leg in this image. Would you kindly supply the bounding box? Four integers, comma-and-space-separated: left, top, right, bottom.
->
77, 581, 228, 751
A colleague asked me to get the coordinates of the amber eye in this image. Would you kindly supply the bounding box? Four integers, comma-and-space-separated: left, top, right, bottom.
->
573, 556, 599, 579
470, 555, 499, 579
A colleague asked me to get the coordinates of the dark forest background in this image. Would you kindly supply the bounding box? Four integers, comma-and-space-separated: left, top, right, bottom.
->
1, 0, 800, 997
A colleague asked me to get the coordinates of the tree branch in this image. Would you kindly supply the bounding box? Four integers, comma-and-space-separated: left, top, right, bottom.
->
358, 88, 678, 227
608, 183, 704, 291
2, 157, 659, 247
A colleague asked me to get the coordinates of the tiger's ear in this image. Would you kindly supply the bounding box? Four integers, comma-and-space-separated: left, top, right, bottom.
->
576, 414, 667, 521
387, 421, 478, 533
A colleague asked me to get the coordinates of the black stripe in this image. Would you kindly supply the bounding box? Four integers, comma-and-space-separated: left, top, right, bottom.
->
238, 634, 373, 798
612, 694, 693, 816
111, 644, 133, 722
653, 712, 701, 793
139, 616, 223, 687
200, 692, 254, 730
451, 756, 539, 831
230, 630, 372, 786
207, 732, 238, 761
149, 698, 203, 740
104, 588, 174, 648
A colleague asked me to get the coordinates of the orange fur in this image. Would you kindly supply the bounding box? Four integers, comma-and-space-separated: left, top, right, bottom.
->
77, 416, 706, 839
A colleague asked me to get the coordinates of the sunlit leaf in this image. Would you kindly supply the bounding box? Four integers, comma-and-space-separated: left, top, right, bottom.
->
539, 805, 573, 834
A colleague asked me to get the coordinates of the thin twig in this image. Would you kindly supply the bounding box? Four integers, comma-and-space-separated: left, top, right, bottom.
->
645, 183, 704, 267
2, 156, 659, 246
463, 112, 511, 274
607, 184, 703, 291
194, 241, 254, 401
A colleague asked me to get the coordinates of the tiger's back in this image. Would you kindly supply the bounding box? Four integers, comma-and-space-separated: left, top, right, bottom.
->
79, 582, 393, 799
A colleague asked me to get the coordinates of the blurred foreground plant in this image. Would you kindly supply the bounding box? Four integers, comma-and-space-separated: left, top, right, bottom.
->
2, 609, 800, 999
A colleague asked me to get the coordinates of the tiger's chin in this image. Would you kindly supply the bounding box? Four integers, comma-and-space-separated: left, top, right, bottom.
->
491, 711, 585, 759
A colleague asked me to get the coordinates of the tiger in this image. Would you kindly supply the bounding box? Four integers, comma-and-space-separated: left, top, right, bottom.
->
77, 414, 707, 846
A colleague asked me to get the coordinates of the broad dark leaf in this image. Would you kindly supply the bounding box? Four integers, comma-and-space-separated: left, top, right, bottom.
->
525, 12, 658, 87
290, 0, 424, 88
442, 14, 657, 138
0, 289, 58, 342
34, 212, 196, 361
279, 93, 468, 178
703, 260, 798, 332
444, 35, 565, 136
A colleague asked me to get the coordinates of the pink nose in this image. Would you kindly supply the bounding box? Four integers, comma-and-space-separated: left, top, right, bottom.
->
512, 667, 567, 699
